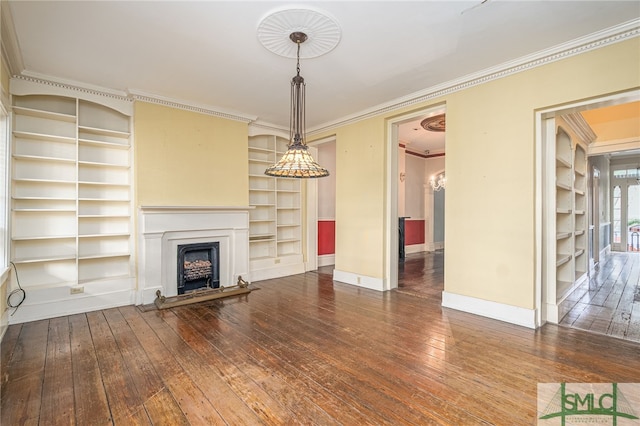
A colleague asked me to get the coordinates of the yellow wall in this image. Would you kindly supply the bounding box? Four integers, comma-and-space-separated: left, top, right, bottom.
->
134, 101, 249, 206
314, 37, 639, 310
443, 38, 639, 309
333, 118, 386, 278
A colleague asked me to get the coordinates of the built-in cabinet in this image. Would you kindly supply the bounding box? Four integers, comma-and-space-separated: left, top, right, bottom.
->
10, 84, 133, 294
248, 135, 304, 281
553, 127, 588, 313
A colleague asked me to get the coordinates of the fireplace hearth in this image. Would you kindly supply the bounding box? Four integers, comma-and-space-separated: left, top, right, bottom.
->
177, 242, 220, 294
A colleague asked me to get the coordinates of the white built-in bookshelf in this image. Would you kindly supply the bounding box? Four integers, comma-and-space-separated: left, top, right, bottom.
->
553, 126, 588, 311
10, 83, 133, 297
248, 135, 304, 280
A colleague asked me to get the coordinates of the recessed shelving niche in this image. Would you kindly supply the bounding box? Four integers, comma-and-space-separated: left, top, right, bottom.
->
248, 135, 304, 280
11, 89, 133, 290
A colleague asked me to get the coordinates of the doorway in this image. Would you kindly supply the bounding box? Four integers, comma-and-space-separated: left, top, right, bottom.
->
537, 89, 640, 343
611, 165, 640, 253
392, 105, 446, 295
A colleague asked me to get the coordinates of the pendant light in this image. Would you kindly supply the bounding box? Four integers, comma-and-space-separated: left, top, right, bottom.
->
265, 32, 329, 178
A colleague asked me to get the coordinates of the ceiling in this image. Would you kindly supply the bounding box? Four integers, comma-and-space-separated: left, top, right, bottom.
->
5, 1, 640, 154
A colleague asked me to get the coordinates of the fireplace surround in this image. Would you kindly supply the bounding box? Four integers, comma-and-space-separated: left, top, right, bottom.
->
137, 206, 251, 305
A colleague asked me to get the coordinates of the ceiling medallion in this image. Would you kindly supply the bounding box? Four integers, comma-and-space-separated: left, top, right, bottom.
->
421, 114, 446, 132
257, 8, 341, 59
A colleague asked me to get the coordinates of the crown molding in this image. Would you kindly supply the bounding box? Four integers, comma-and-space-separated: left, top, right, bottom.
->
563, 112, 597, 145
308, 19, 640, 136
1, 2, 24, 75
128, 89, 256, 124
11, 75, 134, 116
17, 72, 131, 100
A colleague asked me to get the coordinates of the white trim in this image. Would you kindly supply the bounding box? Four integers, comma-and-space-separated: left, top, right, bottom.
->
250, 262, 305, 282
441, 291, 537, 329
385, 118, 399, 291
563, 113, 597, 145
137, 206, 251, 304
0, 266, 8, 283
11, 76, 133, 116
129, 89, 256, 124
588, 137, 640, 156
309, 20, 640, 136
8, 277, 135, 325
305, 148, 319, 272
333, 269, 385, 292
405, 244, 426, 254
426, 241, 444, 252
317, 254, 335, 267
0, 266, 9, 342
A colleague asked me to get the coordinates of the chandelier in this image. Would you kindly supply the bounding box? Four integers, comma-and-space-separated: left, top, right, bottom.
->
265, 32, 329, 178
430, 172, 446, 191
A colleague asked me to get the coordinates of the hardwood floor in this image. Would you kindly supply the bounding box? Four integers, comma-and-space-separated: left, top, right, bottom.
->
397, 250, 444, 299
2, 257, 640, 425
560, 251, 640, 343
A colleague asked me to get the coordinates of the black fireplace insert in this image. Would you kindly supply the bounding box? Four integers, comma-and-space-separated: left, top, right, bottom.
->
177, 242, 220, 294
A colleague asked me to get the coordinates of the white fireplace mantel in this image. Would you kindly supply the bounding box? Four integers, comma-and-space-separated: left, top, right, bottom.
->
137, 206, 251, 304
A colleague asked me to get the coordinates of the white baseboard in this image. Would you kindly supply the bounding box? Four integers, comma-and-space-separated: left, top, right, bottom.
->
249, 263, 305, 283
405, 244, 426, 254
333, 269, 385, 291
426, 241, 444, 251
441, 291, 537, 329
318, 254, 335, 267
0, 268, 9, 341
8, 277, 135, 324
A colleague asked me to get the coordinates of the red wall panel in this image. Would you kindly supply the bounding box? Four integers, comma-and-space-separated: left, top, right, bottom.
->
405, 219, 425, 245
318, 220, 335, 255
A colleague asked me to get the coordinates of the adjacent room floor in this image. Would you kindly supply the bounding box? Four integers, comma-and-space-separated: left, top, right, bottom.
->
560, 251, 640, 343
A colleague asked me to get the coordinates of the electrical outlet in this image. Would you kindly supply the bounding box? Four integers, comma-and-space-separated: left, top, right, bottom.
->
70, 286, 84, 294
275, 258, 280, 264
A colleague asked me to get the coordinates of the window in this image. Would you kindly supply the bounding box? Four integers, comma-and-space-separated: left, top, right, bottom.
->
613, 168, 640, 179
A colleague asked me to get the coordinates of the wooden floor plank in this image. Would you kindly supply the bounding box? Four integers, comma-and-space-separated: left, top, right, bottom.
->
176, 305, 339, 425
561, 252, 640, 343
140, 309, 261, 425
0, 319, 49, 425
143, 388, 190, 426
68, 313, 112, 425
39, 317, 75, 426
118, 306, 227, 425
101, 308, 164, 402
86, 310, 144, 423
0, 322, 22, 389
231, 278, 528, 424
160, 308, 297, 425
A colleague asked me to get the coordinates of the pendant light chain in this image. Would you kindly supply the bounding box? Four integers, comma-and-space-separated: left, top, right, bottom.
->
264, 32, 330, 178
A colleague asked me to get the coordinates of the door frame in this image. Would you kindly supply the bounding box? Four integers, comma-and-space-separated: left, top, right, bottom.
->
307, 135, 336, 271
610, 165, 640, 252
385, 104, 446, 290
